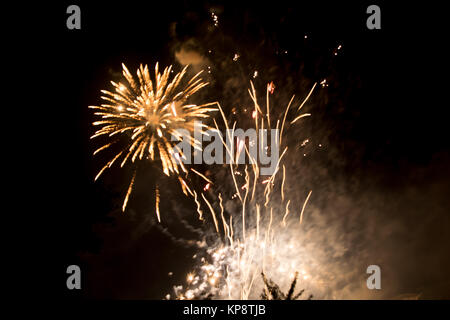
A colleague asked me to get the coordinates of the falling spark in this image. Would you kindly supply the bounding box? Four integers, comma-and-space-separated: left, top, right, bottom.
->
333, 44, 343, 56
211, 12, 219, 27
300, 139, 309, 147
299, 190, 312, 225
122, 169, 136, 212
155, 185, 161, 222
291, 113, 311, 124
267, 82, 275, 94
297, 82, 317, 111
191, 168, 213, 184
202, 193, 220, 233
193, 191, 204, 221
282, 200, 291, 226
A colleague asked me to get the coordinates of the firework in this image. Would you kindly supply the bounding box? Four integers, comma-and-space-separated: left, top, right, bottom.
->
170, 81, 318, 300
89, 62, 217, 211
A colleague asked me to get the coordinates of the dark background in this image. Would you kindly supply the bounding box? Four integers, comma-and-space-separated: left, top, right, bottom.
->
19, 1, 449, 300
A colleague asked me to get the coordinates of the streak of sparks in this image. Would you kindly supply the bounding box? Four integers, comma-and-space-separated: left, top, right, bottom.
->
299, 190, 312, 225
156, 185, 161, 223
122, 169, 136, 212
202, 193, 219, 233
172, 81, 318, 300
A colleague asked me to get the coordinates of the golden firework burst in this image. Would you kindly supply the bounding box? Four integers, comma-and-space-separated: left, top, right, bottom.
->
89, 62, 217, 211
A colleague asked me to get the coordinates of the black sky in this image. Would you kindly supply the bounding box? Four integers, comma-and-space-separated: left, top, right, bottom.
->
23, 1, 450, 300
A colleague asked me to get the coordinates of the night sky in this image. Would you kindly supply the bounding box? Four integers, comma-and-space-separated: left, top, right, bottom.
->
26, 1, 449, 300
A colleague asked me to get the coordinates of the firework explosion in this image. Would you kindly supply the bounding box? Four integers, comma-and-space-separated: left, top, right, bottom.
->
167, 81, 320, 300
89, 63, 217, 212
90, 61, 324, 299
